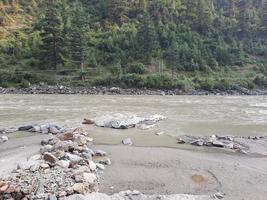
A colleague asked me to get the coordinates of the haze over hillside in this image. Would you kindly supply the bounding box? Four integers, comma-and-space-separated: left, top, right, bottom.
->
0, 0, 267, 90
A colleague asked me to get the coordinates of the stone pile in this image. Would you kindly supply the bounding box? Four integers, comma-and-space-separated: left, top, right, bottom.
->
18, 124, 66, 135
177, 134, 267, 155
0, 128, 111, 199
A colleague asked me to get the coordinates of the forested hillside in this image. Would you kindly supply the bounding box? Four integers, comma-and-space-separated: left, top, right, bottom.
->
0, 0, 267, 90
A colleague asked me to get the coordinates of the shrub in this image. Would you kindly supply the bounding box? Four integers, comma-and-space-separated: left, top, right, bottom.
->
127, 62, 146, 74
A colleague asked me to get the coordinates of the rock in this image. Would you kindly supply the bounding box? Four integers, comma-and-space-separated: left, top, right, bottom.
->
94, 113, 166, 129
95, 150, 107, 157
48, 194, 57, 200
98, 158, 111, 165
29, 126, 41, 132
88, 161, 96, 171
76, 166, 91, 173
83, 173, 97, 184
0, 182, 9, 192
65, 153, 82, 163
59, 191, 67, 197
212, 140, 225, 148
57, 160, 70, 168
84, 148, 95, 156
43, 152, 57, 164
82, 119, 94, 125
177, 138, 185, 144
96, 163, 105, 170
49, 126, 59, 134
72, 183, 85, 194
122, 138, 133, 146
190, 139, 204, 146
41, 139, 50, 146
30, 164, 40, 172
40, 144, 54, 154
17, 160, 39, 170
54, 140, 75, 151
213, 192, 224, 199
155, 132, 164, 136
132, 190, 141, 195
18, 125, 34, 131
0, 135, 8, 143
74, 135, 87, 146
109, 87, 120, 93
40, 163, 50, 169
57, 132, 74, 141
40, 124, 49, 134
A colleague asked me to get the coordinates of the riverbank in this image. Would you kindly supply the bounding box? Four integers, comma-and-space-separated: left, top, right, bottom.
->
1, 133, 267, 200
0, 85, 267, 95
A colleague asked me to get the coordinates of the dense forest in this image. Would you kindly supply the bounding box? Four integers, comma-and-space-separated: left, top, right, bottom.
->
0, 0, 267, 90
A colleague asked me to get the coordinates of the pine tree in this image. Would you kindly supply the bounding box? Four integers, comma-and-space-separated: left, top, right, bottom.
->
67, 1, 91, 81
106, 0, 129, 25
37, 0, 64, 70
137, 13, 160, 61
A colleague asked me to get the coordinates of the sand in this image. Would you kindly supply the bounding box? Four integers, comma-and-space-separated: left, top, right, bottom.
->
1, 136, 267, 200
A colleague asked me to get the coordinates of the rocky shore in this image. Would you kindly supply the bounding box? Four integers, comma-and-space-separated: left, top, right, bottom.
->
0, 85, 266, 95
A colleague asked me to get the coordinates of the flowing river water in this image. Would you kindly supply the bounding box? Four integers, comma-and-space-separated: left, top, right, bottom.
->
0, 94, 267, 147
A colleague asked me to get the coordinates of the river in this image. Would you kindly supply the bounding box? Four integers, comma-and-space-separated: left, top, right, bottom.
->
0, 94, 266, 147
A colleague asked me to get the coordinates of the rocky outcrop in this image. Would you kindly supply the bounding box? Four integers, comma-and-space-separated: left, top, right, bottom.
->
93, 113, 166, 129
0, 128, 111, 199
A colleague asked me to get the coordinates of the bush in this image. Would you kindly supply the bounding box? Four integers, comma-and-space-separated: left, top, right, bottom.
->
254, 76, 267, 88
214, 79, 233, 90
144, 75, 175, 89
195, 78, 215, 91
120, 74, 145, 88
127, 63, 146, 74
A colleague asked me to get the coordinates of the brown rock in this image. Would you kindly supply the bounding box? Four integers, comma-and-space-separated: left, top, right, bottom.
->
82, 118, 94, 125
72, 183, 85, 194
43, 152, 57, 164
0, 182, 9, 192
5, 185, 18, 193
57, 132, 74, 141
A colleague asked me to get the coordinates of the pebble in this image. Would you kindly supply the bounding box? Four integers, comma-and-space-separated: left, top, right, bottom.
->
122, 138, 133, 146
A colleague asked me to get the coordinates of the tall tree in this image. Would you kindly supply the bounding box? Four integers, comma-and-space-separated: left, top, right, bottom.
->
68, 0, 91, 75
106, 0, 129, 25
37, 0, 64, 70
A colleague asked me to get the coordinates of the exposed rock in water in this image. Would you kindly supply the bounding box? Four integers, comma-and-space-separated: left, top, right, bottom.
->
93, 113, 166, 129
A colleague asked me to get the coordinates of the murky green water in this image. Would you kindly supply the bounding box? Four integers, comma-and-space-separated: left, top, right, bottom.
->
0, 95, 266, 146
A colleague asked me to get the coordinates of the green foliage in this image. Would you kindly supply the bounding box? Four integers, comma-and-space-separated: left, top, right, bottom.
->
0, 0, 267, 89
127, 62, 146, 74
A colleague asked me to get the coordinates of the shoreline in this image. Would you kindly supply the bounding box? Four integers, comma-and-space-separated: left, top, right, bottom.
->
0, 85, 266, 96
1, 133, 267, 200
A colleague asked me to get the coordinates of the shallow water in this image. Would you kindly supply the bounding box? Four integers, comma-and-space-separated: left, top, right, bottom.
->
0, 94, 266, 146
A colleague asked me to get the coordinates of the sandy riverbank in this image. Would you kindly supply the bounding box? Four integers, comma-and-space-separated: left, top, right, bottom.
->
1, 134, 267, 200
